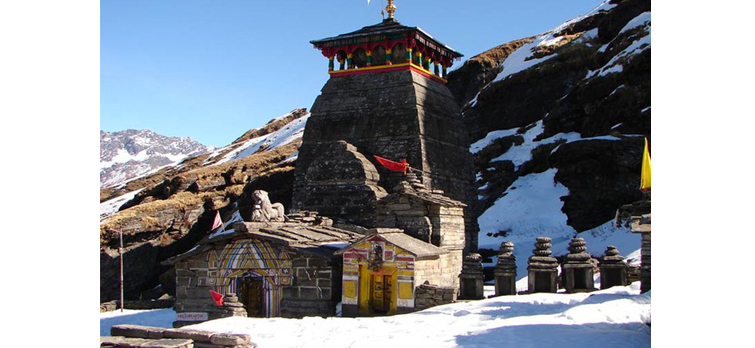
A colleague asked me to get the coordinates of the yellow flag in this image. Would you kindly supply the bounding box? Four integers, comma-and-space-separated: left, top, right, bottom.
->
640, 137, 651, 191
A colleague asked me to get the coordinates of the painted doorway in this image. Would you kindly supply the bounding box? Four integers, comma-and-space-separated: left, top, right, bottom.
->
370, 274, 393, 314
238, 276, 265, 317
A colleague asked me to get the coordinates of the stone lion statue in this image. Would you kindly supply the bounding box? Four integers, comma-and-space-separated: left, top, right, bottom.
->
251, 190, 286, 222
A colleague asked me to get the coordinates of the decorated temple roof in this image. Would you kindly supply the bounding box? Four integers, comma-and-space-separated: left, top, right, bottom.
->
311, 18, 462, 58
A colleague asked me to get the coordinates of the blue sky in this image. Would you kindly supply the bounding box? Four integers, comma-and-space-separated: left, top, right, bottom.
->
101, 0, 605, 147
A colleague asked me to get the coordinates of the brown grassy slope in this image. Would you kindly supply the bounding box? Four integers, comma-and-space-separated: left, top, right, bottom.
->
99, 139, 301, 246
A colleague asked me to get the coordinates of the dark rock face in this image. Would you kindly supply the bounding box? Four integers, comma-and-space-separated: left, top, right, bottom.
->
446, 37, 536, 108
293, 69, 479, 252
448, 0, 651, 235
549, 138, 644, 231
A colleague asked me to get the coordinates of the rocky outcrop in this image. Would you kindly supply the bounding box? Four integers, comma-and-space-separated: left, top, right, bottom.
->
448, 0, 651, 235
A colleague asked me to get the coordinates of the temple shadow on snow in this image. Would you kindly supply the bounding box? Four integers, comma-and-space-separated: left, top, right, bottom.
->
100, 309, 176, 336
454, 322, 650, 348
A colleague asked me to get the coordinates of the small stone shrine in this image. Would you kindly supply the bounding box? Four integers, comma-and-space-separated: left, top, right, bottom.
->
162, 202, 364, 325
561, 237, 595, 293
527, 237, 559, 293
493, 241, 517, 296
335, 228, 455, 316
458, 253, 485, 299
599, 246, 629, 289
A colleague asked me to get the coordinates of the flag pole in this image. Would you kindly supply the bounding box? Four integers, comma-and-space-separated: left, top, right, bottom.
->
119, 227, 124, 313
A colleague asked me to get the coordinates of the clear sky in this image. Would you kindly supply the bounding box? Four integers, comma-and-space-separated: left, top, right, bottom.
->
101, 0, 605, 147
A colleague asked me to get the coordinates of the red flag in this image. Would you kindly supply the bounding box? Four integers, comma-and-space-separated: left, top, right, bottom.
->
210, 290, 224, 306
373, 155, 408, 175
211, 211, 223, 230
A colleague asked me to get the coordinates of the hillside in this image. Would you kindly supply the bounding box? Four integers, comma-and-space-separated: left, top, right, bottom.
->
99, 108, 308, 302
447, 0, 650, 253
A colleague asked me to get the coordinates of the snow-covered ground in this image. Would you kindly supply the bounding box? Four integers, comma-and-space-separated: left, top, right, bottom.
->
101, 283, 650, 347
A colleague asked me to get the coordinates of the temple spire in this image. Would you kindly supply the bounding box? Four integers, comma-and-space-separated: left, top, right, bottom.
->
385, 0, 396, 20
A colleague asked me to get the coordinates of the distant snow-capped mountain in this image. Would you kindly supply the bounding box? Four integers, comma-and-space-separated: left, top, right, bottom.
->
100, 129, 210, 188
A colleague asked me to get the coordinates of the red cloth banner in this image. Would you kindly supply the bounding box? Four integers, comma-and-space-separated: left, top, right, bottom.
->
210, 290, 224, 306
373, 155, 408, 175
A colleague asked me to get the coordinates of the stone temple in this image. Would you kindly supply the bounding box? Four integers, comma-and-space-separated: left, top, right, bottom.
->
291, 5, 479, 252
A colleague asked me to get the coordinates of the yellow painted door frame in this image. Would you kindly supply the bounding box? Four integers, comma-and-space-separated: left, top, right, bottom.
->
358, 264, 398, 315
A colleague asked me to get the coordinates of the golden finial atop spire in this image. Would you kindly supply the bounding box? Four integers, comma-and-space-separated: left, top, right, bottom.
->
386, 0, 396, 20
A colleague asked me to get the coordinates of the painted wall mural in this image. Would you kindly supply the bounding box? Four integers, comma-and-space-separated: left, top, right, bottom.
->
204, 239, 293, 317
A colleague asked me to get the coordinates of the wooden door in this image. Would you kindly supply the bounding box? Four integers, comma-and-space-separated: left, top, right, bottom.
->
240, 278, 265, 317
371, 274, 386, 313
371, 274, 393, 314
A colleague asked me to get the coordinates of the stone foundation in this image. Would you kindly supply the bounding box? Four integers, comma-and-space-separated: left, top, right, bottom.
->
414, 283, 457, 311
104, 324, 254, 348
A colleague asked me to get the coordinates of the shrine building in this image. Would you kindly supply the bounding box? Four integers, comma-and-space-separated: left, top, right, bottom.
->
291, 0, 480, 253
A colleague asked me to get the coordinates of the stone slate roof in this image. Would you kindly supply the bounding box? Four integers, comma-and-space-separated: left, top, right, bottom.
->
163, 221, 364, 265
380, 180, 466, 208
310, 18, 462, 57
334, 228, 447, 260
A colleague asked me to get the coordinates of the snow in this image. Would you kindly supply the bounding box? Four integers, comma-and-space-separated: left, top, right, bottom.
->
207, 112, 309, 166
593, 12, 650, 78
470, 121, 580, 170
491, 38, 557, 84
100, 309, 176, 336
489, 0, 617, 85
476, 166, 638, 284
100, 188, 143, 222
619, 12, 651, 35
478, 168, 573, 248
100, 283, 649, 347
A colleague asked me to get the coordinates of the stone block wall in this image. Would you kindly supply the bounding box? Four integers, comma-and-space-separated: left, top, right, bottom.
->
280, 255, 340, 318
292, 140, 387, 228
414, 283, 456, 311
413, 252, 462, 290
103, 324, 254, 348
639, 233, 651, 293
429, 205, 466, 251
173, 258, 227, 321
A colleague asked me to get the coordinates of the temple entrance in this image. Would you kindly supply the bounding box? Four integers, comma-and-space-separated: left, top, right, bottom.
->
370, 274, 393, 314
238, 276, 265, 317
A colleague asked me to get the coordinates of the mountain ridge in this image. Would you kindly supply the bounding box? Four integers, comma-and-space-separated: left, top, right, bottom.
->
100, 129, 211, 188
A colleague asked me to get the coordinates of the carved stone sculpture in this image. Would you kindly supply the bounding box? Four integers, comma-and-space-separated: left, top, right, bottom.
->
251, 190, 286, 222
